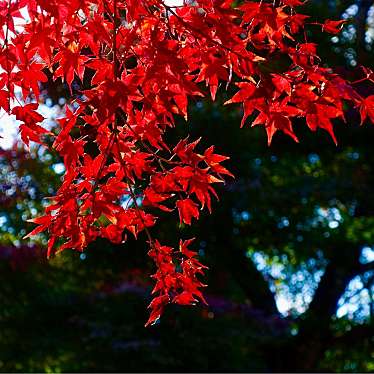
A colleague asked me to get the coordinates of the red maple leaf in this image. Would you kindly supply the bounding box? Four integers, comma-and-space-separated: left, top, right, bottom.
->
1, 0, 371, 327
360, 95, 374, 125
322, 19, 347, 34
12, 104, 50, 146
176, 198, 200, 225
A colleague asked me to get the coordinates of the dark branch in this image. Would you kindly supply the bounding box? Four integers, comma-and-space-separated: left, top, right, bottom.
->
357, 261, 374, 275
356, 0, 373, 64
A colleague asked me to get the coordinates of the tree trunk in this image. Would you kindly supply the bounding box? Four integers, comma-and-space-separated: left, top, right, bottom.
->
276, 243, 363, 371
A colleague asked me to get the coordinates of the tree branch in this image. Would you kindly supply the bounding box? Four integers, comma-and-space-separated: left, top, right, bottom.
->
357, 261, 374, 275
356, 0, 372, 65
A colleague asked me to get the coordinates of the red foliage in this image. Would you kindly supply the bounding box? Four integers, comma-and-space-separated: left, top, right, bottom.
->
0, 0, 373, 325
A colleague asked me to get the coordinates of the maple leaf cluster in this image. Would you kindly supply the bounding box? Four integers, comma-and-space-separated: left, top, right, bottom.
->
0, 0, 373, 325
